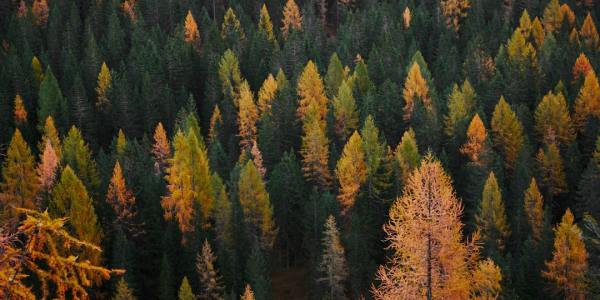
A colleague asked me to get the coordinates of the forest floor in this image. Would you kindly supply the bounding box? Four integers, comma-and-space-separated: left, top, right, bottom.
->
272, 267, 309, 299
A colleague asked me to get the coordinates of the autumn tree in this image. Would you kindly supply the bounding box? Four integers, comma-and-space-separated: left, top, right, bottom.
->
152, 122, 171, 175
297, 60, 328, 120
218, 49, 242, 103
281, 0, 302, 38
318, 215, 348, 299
31, 56, 44, 87
491, 96, 524, 170
178, 277, 195, 300
524, 178, 545, 241
113, 278, 137, 300
333, 80, 359, 140
32, 0, 49, 25
542, 209, 588, 299
0, 130, 39, 216
258, 4, 275, 42
403, 62, 431, 121
241, 285, 255, 300
460, 114, 490, 165
534, 91, 574, 145
221, 8, 245, 41
37, 139, 59, 196
209, 106, 223, 144
106, 161, 139, 234
96, 62, 112, 110
476, 172, 510, 254
372, 154, 502, 299
572, 53, 593, 84
50, 166, 103, 264
250, 140, 266, 177
257, 74, 278, 116
394, 128, 420, 187
39, 116, 61, 159
470, 258, 503, 299
403, 7, 411, 29
238, 160, 277, 249
13, 94, 27, 125
238, 81, 259, 151
542, 0, 561, 33
195, 239, 223, 300
444, 80, 476, 140
574, 69, 600, 130
300, 104, 332, 188
536, 143, 567, 197
62, 126, 100, 193
440, 0, 471, 32
184, 10, 200, 46
580, 13, 599, 51
335, 131, 367, 213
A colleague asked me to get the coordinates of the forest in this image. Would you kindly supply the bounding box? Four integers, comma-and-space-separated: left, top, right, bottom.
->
0, 0, 599, 299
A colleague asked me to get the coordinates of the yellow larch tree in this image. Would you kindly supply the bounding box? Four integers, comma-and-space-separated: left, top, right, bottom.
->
403, 62, 431, 121
37, 139, 59, 196
476, 172, 510, 253
532, 17, 545, 48
335, 131, 367, 213
536, 143, 567, 197
580, 13, 599, 51
281, 0, 302, 39
258, 4, 275, 42
39, 116, 62, 160
542, 209, 588, 299
96, 62, 112, 109
523, 178, 544, 241
332, 80, 359, 140
440, 0, 470, 32
394, 128, 421, 185
257, 73, 278, 117
297, 60, 328, 120
542, 0, 561, 33
209, 105, 223, 144
238, 81, 259, 151
300, 103, 332, 188
460, 114, 489, 165
534, 91, 574, 146
574, 64, 600, 130
491, 96, 524, 170
221, 7, 245, 40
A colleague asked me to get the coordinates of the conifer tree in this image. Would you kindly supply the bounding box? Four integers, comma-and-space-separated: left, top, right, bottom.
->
184, 10, 200, 45
50, 166, 103, 264
440, 0, 471, 32
534, 91, 574, 145
403, 62, 431, 121
536, 143, 567, 197
238, 160, 276, 249
281, 0, 302, 38
38, 67, 68, 132
258, 4, 275, 42
13, 94, 27, 125
0, 129, 39, 214
394, 129, 420, 187
221, 8, 245, 40
542, 0, 561, 33
245, 243, 271, 300
476, 172, 510, 254
62, 126, 100, 193
37, 139, 59, 196
31, 56, 44, 87
251, 140, 266, 177
325, 53, 345, 98
301, 104, 332, 188
542, 209, 588, 299
152, 122, 171, 175
491, 96, 524, 170
113, 278, 137, 300
572, 53, 593, 84
219, 49, 243, 103
444, 80, 476, 139
32, 0, 49, 25
372, 154, 501, 299
178, 277, 195, 300
580, 13, 599, 51
532, 17, 545, 47
238, 81, 259, 151
576, 138, 600, 220
39, 116, 62, 159
524, 178, 544, 241
96, 62, 112, 110
196, 240, 224, 300
297, 61, 328, 120
335, 131, 367, 213
574, 69, 600, 130
107, 161, 139, 233
460, 114, 489, 165
258, 74, 278, 116
241, 285, 255, 300
470, 258, 502, 299
209, 106, 223, 145
333, 80, 358, 140
318, 215, 348, 300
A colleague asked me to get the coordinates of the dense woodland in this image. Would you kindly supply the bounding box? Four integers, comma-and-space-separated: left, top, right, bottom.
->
0, 0, 600, 299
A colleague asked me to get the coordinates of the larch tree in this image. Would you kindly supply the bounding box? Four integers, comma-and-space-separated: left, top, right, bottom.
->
238, 80, 259, 151
444, 80, 476, 139
218, 49, 242, 103
542, 0, 561, 33
241, 285, 255, 300
238, 160, 277, 249
402, 62, 431, 121
250, 140, 266, 177
297, 60, 328, 120
372, 154, 502, 299
184, 10, 200, 46
209, 106, 223, 144
0, 129, 39, 215
113, 278, 137, 300
332, 80, 359, 140
580, 13, 599, 51
325, 53, 345, 99
258, 4, 275, 42
281, 0, 302, 39
152, 122, 171, 175
394, 128, 420, 186
221, 8, 245, 40
572, 53, 593, 84
13, 94, 27, 125
96, 62, 112, 110
518, 10, 532, 39
491, 96, 524, 170
574, 69, 600, 130
524, 178, 545, 241
39, 116, 61, 160
31, 56, 44, 87
318, 215, 348, 300
32, 0, 49, 25
542, 209, 588, 299
534, 91, 574, 146
62, 126, 100, 193
536, 143, 567, 197
195, 239, 224, 300
460, 114, 490, 165
532, 17, 545, 47
470, 258, 503, 299
106, 161, 139, 234
178, 277, 195, 300
37, 139, 59, 196
440, 0, 471, 32
403, 7, 411, 29
476, 172, 510, 254
335, 131, 367, 213
50, 166, 103, 264
257, 73, 278, 116
300, 103, 332, 188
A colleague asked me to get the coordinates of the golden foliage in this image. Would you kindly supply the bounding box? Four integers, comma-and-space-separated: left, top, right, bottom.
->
523, 178, 544, 241
574, 70, 600, 130
32, 0, 48, 26
0, 129, 39, 214
208, 105, 223, 144
281, 0, 302, 38
184, 10, 200, 45
221, 8, 245, 40
300, 104, 332, 188
580, 13, 599, 50
13, 94, 27, 125
402, 7, 411, 29
335, 131, 367, 213
31, 56, 44, 87
536, 143, 567, 197
542, 209, 588, 299
394, 128, 420, 185
238, 81, 259, 151
258, 4, 275, 42
518, 10, 532, 38
106, 162, 139, 232
121, 0, 137, 22
39, 116, 61, 160
460, 114, 489, 165
476, 172, 510, 253
531, 17, 545, 48
95, 62, 112, 109
534, 91, 574, 146
572, 53, 593, 83
152, 122, 171, 175
542, 0, 561, 33
241, 285, 256, 300
403, 62, 431, 121
491, 96, 524, 170
257, 73, 278, 116
440, 0, 470, 32
332, 80, 359, 139
470, 258, 503, 299
297, 61, 328, 120
37, 140, 59, 195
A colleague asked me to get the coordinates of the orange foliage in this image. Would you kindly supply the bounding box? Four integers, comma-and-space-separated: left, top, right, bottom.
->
572, 53, 593, 83
460, 114, 488, 164
184, 10, 200, 45
32, 0, 49, 26
152, 122, 171, 175
13, 94, 27, 125
403, 62, 431, 121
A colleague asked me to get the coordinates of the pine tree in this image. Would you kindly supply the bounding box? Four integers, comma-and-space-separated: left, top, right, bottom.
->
281, 0, 302, 39
325, 54, 345, 100
238, 81, 259, 151
574, 69, 600, 130
62, 126, 100, 193
258, 74, 278, 116
38, 67, 68, 132
152, 122, 171, 175
403, 62, 431, 121
0, 129, 39, 215
245, 243, 271, 300
96, 62, 112, 110
221, 8, 245, 40
440, 0, 471, 32
333, 81, 358, 140
542, 209, 588, 299
184, 10, 200, 45
318, 215, 348, 299
394, 129, 420, 187
580, 13, 599, 51
460, 114, 489, 165
476, 172, 510, 254
491, 96, 524, 170
50, 166, 103, 264
113, 278, 137, 300
258, 4, 275, 42
524, 178, 544, 241
13, 94, 27, 125
534, 91, 574, 145
196, 239, 224, 300
238, 160, 276, 249
37, 139, 59, 195
178, 277, 195, 300
372, 154, 501, 299
536, 143, 567, 197
335, 131, 367, 213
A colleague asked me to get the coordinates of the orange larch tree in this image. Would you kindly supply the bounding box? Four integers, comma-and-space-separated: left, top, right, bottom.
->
580, 13, 599, 51
460, 114, 490, 165
106, 161, 139, 234
574, 69, 600, 130
37, 139, 59, 197
152, 122, 171, 175
403, 62, 431, 121
13, 94, 27, 125
281, 0, 302, 39
184, 10, 200, 45
572, 53, 593, 84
